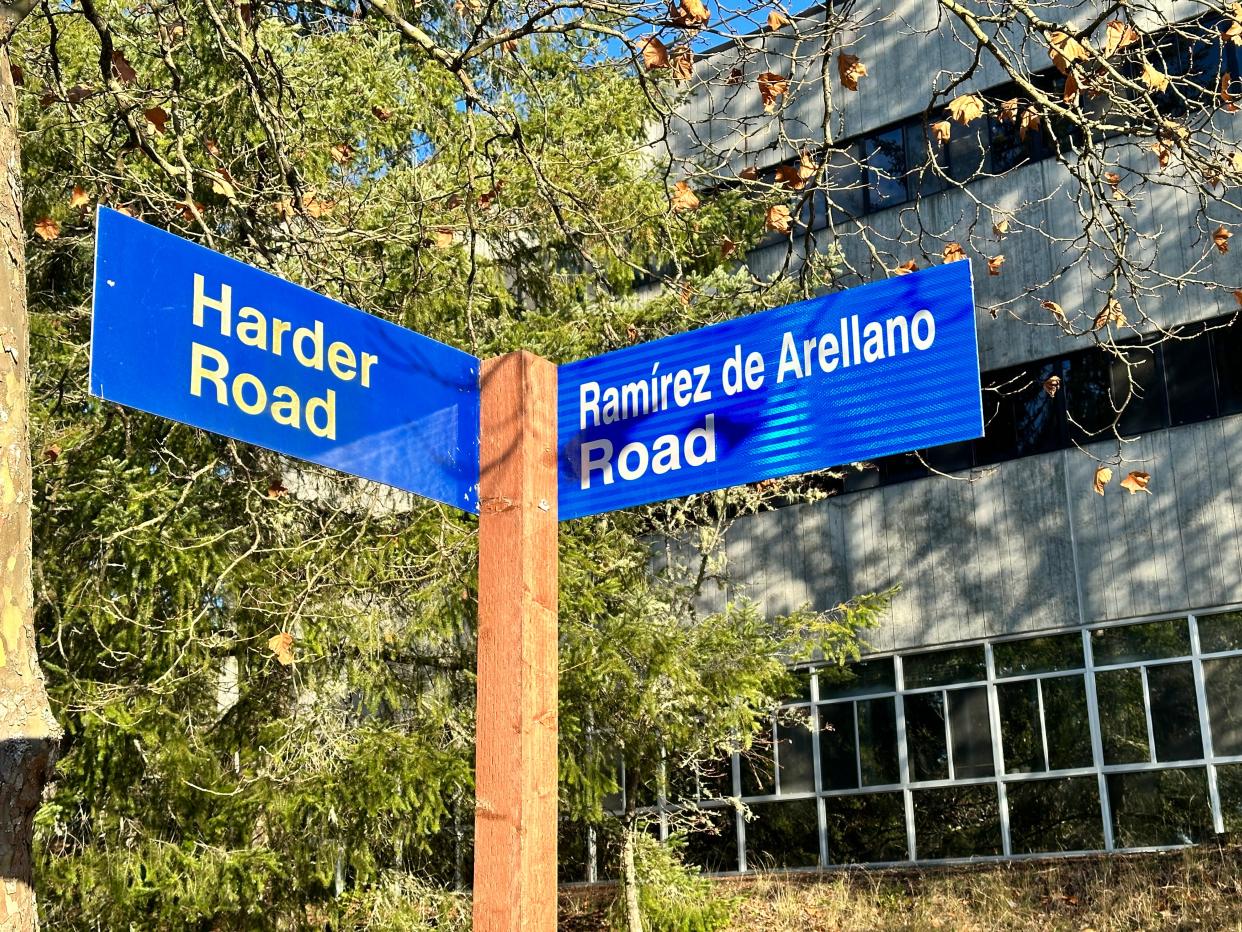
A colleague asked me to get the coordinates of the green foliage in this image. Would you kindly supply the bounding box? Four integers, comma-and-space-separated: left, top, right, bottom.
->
605, 833, 734, 932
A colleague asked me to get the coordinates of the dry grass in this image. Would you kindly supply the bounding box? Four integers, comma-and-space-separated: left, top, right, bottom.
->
560, 845, 1242, 931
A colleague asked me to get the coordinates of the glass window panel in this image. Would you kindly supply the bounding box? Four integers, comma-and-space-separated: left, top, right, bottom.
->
1107, 767, 1211, 848
679, 809, 738, 873
740, 740, 776, 797
823, 145, 864, 218
862, 128, 909, 210
904, 121, 949, 196
998, 680, 1044, 774
744, 799, 819, 870
776, 709, 816, 794
1096, 668, 1150, 764
904, 692, 949, 782
1197, 610, 1242, 653
1114, 345, 1169, 437
1215, 761, 1242, 833
558, 820, 590, 883
1204, 655, 1242, 756
903, 646, 986, 688
912, 784, 1002, 859
1091, 619, 1190, 666
633, 768, 660, 808
994, 633, 1084, 677
1147, 662, 1204, 762
948, 685, 995, 778
858, 696, 900, 786
603, 760, 624, 812
944, 118, 987, 181
826, 792, 908, 864
817, 658, 895, 700
818, 701, 858, 791
975, 383, 1018, 465
1041, 674, 1094, 770
1212, 319, 1242, 416
780, 669, 813, 704
1006, 776, 1104, 854
1163, 331, 1217, 426
1065, 348, 1117, 442
667, 758, 697, 802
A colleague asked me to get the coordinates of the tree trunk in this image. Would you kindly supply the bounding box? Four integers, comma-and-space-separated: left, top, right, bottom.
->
620, 765, 644, 932
0, 42, 61, 932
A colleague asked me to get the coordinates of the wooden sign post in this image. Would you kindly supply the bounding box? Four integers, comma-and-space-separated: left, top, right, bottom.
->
474, 351, 559, 931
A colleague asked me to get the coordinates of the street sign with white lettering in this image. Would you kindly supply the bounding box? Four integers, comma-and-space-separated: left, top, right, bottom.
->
557, 261, 982, 520
90, 207, 481, 512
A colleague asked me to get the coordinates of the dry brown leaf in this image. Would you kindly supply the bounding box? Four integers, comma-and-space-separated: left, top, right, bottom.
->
33, 217, 60, 241
774, 151, 815, 190
1120, 471, 1151, 494
266, 479, 288, 499
1019, 108, 1042, 141
767, 9, 792, 30
372, 105, 393, 122
837, 53, 866, 92
678, 282, 693, 306
639, 35, 669, 70
1093, 298, 1126, 330
1222, 73, 1239, 113
1063, 73, 1080, 104
670, 180, 700, 212
205, 139, 222, 158
501, 39, 518, 53
112, 50, 137, 85
143, 106, 169, 133
931, 120, 952, 145
738, 165, 759, 181
895, 260, 919, 275
993, 218, 1010, 237
758, 71, 789, 111
66, 84, 95, 105
9, 63, 21, 86
1214, 225, 1232, 254
726, 67, 744, 85
1151, 141, 1172, 167
1141, 61, 1170, 93
997, 98, 1019, 123
1233, 288, 1242, 308
671, 46, 694, 81
1102, 20, 1140, 57
212, 172, 236, 199
112, 204, 135, 218
720, 237, 737, 258
1225, 15, 1242, 46
987, 254, 1005, 276
432, 228, 455, 248
670, 0, 709, 28
42, 444, 60, 463
1093, 465, 1113, 495
765, 203, 792, 233
947, 94, 984, 125
1043, 375, 1063, 398
1048, 31, 1088, 74
626, 323, 640, 342
69, 185, 90, 209
330, 143, 354, 165
1041, 299, 1067, 321
268, 632, 295, 665
943, 242, 967, 263
179, 201, 206, 222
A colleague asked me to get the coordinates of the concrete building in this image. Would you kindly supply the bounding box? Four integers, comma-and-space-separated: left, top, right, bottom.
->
588, 1, 1242, 874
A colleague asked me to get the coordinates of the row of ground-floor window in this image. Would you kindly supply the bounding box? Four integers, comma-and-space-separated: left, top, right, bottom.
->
563, 608, 1242, 880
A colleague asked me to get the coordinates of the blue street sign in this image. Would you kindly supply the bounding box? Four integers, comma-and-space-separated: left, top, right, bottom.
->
557, 262, 983, 520
90, 207, 481, 513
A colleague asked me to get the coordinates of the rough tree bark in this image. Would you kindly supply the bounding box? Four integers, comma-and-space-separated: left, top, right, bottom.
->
0, 12, 62, 929
620, 769, 644, 932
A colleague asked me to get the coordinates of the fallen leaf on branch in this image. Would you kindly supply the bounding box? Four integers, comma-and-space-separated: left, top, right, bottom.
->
1151, 141, 1172, 167
1102, 20, 1140, 56
69, 186, 90, 209
1222, 73, 1239, 113
993, 218, 1009, 236
34, 217, 60, 241
112, 50, 137, 85
895, 259, 918, 275
765, 204, 792, 233
1215, 225, 1232, 254
638, 35, 669, 70
42, 444, 61, 463
1064, 73, 1080, 104
997, 98, 1019, 123
726, 67, 743, 85
1048, 31, 1088, 74
1042, 299, 1067, 320
670, 180, 700, 212
1093, 298, 1126, 330
1120, 471, 1151, 494
943, 242, 967, 263
432, 228, 455, 248
720, 237, 737, 258
1093, 465, 1113, 495
738, 165, 759, 181
1019, 108, 1042, 141
179, 201, 205, 222
267, 480, 288, 499
758, 71, 789, 111
372, 105, 393, 121
948, 94, 984, 125
1141, 61, 1170, 92
767, 9, 791, 30
988, 255, 1005, 275
670, 0, 709, 28
268, 632, 295, 665
1044, 375, 1062, 398
931, 120, 951, 145
837, 53, 866, 91
143, 106, 169, 133
671, 46, 694, 81
212, 172, 236, 199
330, 143, 354, 165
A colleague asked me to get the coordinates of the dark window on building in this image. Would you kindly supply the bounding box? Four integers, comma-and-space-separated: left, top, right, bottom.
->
913, 784, 1002, 859
818, 658, 895, 699
820, 701, 858, 790
1198, 610, 1242, 653
949, 686, 995, 778
1096, 667, 1150, 765
776, 709, 816, 793
858, 696, 901, 786
745, 799, 819, 869
1204, 655, 1242, 756
998, 680, 1043, 774
1007, 776, 1104, 854
995, 633, 1083, 677
1041, 675, 1093, 770
826, 792, 907, 863
1107, 768, 1212, 848
1092, 619, 1191, 665
904, 645, 986, 688
1164, 326, 1218, 426
1147, 662, 1204, 762
905, 692, 949, 782
680, 810, 738, 873
861, 128, 910, 210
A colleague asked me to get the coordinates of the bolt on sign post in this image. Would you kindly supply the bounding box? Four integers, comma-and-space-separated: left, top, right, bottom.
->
91, 208, 983, 932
